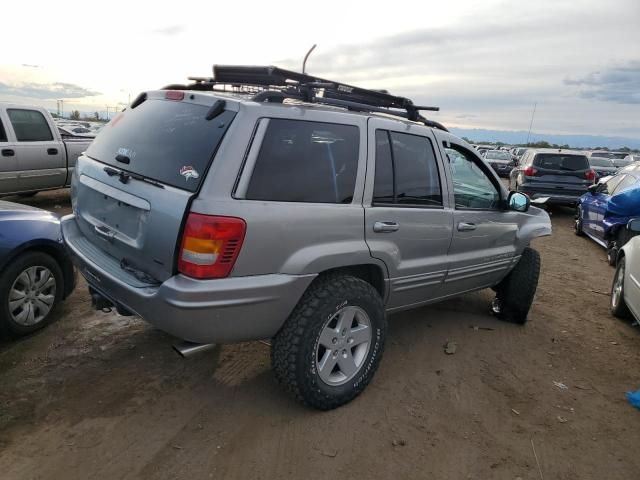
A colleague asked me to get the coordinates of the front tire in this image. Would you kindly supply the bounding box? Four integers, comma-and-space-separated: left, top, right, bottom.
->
271, 274, 387, 410
493, 247, 541, 324
0, 251, 64, 338
611, 257, 631, 318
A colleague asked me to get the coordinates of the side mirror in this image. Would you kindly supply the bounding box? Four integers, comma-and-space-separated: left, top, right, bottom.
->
508, 191, 530, 212
588, 184, 599, 195
627, 219, 640, 233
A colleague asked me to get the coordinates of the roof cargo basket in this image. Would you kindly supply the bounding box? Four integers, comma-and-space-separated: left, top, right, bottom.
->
167, 65, 447, 132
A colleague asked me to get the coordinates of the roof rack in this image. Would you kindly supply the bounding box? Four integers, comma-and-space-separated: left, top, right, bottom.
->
163, 65, 448, 132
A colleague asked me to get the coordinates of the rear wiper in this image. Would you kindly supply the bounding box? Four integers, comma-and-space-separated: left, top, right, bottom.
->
103, 166, 164, 189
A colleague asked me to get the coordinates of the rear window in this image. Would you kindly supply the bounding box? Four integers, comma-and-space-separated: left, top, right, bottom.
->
0, 118, 6, 142
85, 99, 236, 192
533, 154, 589, 171
245, 119, 359, 203
485, 151, 510, 160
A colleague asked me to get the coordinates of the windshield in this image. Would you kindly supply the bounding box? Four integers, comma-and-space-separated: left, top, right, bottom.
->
534, 153, 589, 171
86, 98, 236, 192
589, 157, 615, 167
485, 151, 511, 160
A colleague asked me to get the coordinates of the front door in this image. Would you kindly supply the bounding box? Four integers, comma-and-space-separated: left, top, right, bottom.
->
436, 134, 519, 295
6, 108, 65, 192
363, 118, 453, 311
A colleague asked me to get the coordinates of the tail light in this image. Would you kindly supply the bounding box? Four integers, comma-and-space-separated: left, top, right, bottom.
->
585, 169, 596, 182
178, 213, 246, 279
523, 166, 537, 176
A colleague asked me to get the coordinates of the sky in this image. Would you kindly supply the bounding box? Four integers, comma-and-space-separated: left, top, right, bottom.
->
1, 0, 638, 140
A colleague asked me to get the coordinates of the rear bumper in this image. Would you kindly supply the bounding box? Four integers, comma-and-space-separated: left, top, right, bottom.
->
518, 185, 585, 205
61, 214, 316, 343
490, 164, 513, 176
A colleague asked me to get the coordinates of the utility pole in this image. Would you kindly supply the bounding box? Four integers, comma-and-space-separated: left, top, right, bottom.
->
526, 102, 537, 146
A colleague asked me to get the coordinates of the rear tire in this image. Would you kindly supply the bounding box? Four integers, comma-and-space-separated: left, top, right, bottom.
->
574, 206, 584, 236
0, 251, 64, 338
271, 274, 387, 410
493, 247, 541, 325
611, 256, 631, 318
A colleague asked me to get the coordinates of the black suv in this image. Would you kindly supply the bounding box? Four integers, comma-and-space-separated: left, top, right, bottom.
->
509, 149, 596, 205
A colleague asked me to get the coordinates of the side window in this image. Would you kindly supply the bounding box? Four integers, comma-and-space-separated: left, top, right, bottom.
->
245, 119, 359, 203
446, 143, 501, 209
605, 174, 626, 194
372, 130, 443, 207
0, 118, 7, 142
611, 175, 637, 195
7, 109, 54, 142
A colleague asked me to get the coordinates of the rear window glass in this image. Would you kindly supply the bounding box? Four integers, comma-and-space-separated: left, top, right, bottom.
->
485, 151, 511, 160
533, 154, 589, 171
0, 118, 6, 142
7, 109, 53, 141
245, 119, 359, 203
85, 99, 236, 192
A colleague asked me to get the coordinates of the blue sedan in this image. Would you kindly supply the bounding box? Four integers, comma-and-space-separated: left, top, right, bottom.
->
575, 165, 640, 265
0, 200, 75, 337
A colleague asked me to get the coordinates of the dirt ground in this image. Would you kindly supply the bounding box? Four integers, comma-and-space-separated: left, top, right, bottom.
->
1, 189, 639, 480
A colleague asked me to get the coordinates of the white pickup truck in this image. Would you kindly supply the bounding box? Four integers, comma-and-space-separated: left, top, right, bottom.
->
0, 104, 93, 196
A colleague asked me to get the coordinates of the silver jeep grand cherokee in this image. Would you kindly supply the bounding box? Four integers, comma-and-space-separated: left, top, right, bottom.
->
62, 66, 551, 410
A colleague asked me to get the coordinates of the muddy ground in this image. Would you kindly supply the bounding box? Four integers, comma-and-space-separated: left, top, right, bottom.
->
0, 189, 639, 479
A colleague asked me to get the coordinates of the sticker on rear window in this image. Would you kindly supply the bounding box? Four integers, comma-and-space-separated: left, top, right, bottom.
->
180, 165, 200, 181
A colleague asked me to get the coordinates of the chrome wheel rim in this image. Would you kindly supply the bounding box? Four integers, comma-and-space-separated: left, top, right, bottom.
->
9, 266, 56, 326
612, 263, 625, 308
315, 306, 372, 386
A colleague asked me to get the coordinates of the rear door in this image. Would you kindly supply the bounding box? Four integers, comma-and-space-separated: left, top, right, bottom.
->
436, 134, 519, 294
364, 118, 453, 310
0, 111, 18, 194
71, 93, 237, 283
527, 153, 593, 196
6, 108, 65, 191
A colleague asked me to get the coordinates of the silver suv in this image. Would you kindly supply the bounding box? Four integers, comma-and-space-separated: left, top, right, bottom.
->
62, 66, 551, 409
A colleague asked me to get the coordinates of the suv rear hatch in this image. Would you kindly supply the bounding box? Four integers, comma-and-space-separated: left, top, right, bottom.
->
71, 92, 236, 283
524, 153, 593, 195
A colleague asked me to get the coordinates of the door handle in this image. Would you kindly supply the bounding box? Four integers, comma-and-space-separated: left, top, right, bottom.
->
373, 221, 399, 233
1, 149, 14, 157
47, 148, 58, 155
94, 225, 116, 242
457, 222, 477, 231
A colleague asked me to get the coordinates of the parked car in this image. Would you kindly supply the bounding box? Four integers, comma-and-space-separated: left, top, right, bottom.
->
575, 166, 640, 264
509, 149, 596, 205
513, 147, 528, 160
588, 156, 617, 181
58, 125, 96, 138
0, 200, 75, 337
623, 154, 640, 164
61, 65, 551, 410
0, 104, 92, 196
611, 219, 640, 321
483, 150, 514, 177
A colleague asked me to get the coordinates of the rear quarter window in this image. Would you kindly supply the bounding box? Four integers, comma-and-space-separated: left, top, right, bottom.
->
245, 119, 359, 203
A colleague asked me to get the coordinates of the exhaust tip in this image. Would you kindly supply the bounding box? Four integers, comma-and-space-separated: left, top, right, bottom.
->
173, 341, 216, 358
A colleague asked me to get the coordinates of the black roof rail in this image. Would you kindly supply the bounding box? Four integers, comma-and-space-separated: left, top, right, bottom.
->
165, 65, 447, 132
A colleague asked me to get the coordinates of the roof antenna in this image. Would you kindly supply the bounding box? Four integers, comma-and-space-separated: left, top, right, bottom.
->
302, 44, 317, 74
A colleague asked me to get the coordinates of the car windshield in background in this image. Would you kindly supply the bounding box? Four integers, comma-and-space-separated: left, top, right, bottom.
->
485, 151, 511, 160
534, 154, 589, 171
85, 99, 236, 192
589, 157, 615, 167
612, 158, 632, 168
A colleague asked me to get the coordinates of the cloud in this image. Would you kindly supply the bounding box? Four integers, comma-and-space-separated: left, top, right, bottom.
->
152, 25, 186, 36
564, 62, 640, 104
0, 81, 101, 99
21, 64, 40, 68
